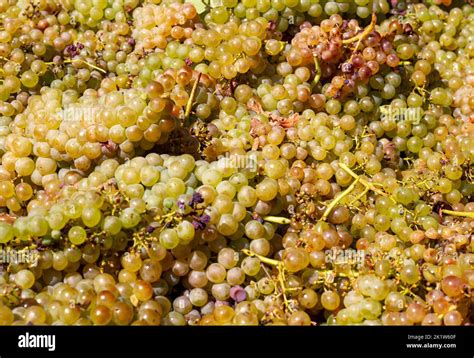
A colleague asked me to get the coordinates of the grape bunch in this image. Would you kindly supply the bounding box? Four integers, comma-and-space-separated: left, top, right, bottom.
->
0, 0, 472, 327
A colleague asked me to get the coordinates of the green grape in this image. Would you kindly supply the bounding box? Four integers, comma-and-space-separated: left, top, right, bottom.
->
81, 207, 102, 228
14, 269, 35, 289
120, 208, 141, 229
400, 264, 420, 285
160, 228, 179, 249
68, 226, 87, 245
102, 216, 123, 235
20, 70, 39, 88
0, 222, 14, 243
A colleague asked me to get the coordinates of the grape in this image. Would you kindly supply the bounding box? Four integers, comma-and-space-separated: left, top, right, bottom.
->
283, 247, 309, 272
14, 270, 35, 289
321, 291, 340, 311
25, 306, 47, 325
0, 0, 470, 328
68, 226, 87, 245
441, 276, 464, 298
0, 305, 14, 325
0, 222, 14, 243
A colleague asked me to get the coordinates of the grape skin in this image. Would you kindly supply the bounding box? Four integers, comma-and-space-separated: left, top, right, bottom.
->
0, 0, 471, 327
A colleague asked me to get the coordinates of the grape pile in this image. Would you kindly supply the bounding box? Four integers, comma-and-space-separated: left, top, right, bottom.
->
0, 0, 472, 326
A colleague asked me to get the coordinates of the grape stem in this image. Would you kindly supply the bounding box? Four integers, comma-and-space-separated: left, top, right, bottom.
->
130, 231, 154, 256
441, 210, 474, 218
184, 72, 202, 123
243, 249, 297, 309
338, 162, 395, 201
242, 249, 281, 267
312, 54, 321, 86
400, 285, 427, 305
242, 248, 294, 311
64, 59, 106, 73
349, 187, 369, 207
320, 177, 360, 222
342, 12, 377, 45
345, 12, 377, 62
263, 216, 291, 224
243, 248, 362, 313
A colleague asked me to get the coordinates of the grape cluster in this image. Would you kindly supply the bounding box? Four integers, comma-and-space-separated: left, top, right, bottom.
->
131, 2, 198, 53
0, 0, 472, 327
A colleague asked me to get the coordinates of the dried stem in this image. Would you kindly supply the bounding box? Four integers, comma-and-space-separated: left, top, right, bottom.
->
184, 72, 202, 123
441, 210, 474, 219
342, 12, 377, 45
312, 53, 321, 86
338, 162, 394, 201
65, 59, 106, 73
321, 177, 360, 221
263, 216, 291, 224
